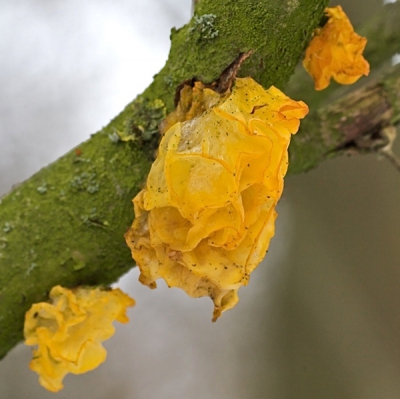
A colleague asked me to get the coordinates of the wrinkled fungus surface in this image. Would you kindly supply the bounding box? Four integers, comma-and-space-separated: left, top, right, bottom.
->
303, 5, 369, 90
126, 77, 308, 321
24, 286, 135, 392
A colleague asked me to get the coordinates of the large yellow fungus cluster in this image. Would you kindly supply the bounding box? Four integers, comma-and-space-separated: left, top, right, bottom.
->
125, 77, 308, 321
24, 286, 135, 392
303, 6, 369, 90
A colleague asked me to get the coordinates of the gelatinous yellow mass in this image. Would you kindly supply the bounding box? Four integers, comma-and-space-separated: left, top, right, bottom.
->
125, 77, 308, 321
303, 5, 369, 91
24, 286, 135, 392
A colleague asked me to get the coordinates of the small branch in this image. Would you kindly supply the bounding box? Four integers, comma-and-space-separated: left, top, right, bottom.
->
286, 1, 400, 110
289, 64, 400, 173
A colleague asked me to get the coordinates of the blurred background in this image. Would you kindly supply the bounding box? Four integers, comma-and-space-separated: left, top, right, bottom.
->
1, 0, 400, 398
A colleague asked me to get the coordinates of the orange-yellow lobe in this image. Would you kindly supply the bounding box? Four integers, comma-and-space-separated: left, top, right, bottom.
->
303, 6, 370, 90
24, 286, 135, 392
125, 77, 308, 321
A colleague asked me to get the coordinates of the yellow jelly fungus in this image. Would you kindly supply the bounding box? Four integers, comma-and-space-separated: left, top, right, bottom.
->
159, 81, 222, 135
303, 5, 370, 91
24, 286, 135, 392
125, 77, 308, 321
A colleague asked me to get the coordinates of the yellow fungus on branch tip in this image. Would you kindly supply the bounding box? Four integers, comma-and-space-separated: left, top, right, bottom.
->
302, 5, 370, 91
24, 286, 135, 392
125, 77, 308, 321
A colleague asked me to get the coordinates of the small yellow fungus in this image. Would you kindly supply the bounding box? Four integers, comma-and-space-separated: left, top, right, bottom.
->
303, 5, 370, 91
125, 77, 308, 321
24, 286, 135, 392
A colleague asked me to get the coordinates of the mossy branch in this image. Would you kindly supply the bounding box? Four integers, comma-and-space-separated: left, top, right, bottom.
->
286, 2, 400, 109
0, 0, 331, 359
2, 0, 398, 359
285, 1, 400, 173
288, 64, 400, 173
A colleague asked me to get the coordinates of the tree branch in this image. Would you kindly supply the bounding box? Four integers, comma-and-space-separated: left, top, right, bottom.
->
288, 64, 400, 173
286, 2, 400, 110
285, 1, 400, 173
0, 0, 329, 359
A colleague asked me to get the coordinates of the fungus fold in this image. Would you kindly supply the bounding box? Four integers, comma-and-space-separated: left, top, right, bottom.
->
24, 286, 135, 392
303, 5, 370, 90
125, 77, 308, 321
